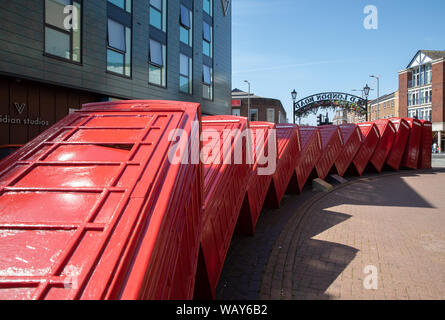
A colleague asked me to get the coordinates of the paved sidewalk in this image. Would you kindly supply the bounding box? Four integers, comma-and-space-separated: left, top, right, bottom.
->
216, 168, 445, 300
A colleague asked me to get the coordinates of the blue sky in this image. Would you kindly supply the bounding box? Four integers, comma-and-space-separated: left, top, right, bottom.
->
231, 0, 445, 124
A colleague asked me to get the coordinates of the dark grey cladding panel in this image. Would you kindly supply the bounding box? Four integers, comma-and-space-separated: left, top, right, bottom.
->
107, 2, 132, 27
149, 27, 167, 44
0, 0, 232, 115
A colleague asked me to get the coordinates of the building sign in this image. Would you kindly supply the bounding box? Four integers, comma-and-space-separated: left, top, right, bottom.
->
232, 99, 241, 107
296, 92, 365, 109
0, 102, 49, 126
294, 92, 367, 120
0, 114, 49, 126
14, 102, 26, 115
221, 0, 230, 16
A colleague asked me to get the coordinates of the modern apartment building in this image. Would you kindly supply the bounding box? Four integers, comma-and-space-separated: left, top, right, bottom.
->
231, 89, 287, 124
0, 0, 232, 146
399, 50, 445, 151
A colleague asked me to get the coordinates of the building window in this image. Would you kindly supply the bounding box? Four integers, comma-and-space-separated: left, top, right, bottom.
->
249, 109, 259, 122
108, 0, 132, 12
149, 0, 166, 31
107, 18, 131, 77
203, 21, 213, 58
267, 108, 275, 122
203, 0, 213, 16
180, 53, 192, 94
202, 64, 213, 100
232, 109, 240, 116
149, 39, 166, 87
180, 4, 192, 46
412, 68, 419, 87
44, 0, 82, 62
425, 64, 432, 84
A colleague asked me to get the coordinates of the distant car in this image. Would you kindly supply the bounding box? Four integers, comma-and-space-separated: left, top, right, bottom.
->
0, 145, 22, 161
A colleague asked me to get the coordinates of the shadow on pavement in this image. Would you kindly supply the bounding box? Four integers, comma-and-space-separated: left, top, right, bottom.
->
289, 209, 358, 300
216, 190, 315, 300
336, 170, 436, 209
217, 169, 443, 300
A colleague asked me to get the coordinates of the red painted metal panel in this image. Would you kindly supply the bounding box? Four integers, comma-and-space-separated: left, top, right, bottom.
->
335, 124, 363, 177
386, 118, 411, 171
266, 124, 301, 208
418, 120, 432, 169
401, 118, 422, 169
315, 125, 344, 180
293, 127, 322, 193
369, 119, 396, 172
197, 116, 251, 299
0, 100, 203, 300
351, 122, 380, 176
236, 121, 276, 236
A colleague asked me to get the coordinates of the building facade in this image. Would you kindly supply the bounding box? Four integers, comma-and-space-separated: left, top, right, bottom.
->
332, 109, 347, 125
367, 91, 399, 122
336, 91, 399, 124
399, 50, 445, 152
231, 89, 287, 124
0, 0, 232, 146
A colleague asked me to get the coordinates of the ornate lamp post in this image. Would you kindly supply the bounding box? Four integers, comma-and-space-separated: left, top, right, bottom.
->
291, 89, 297, 124
370, 75, 380, 119
363, 84, 371, 122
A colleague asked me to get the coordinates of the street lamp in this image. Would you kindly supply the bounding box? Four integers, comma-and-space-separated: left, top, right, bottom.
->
351, 89, 365, 99
244, 80, 251, 121
291, 89, 297, 124
370, 75, 380, 120
363, 84, 371, 122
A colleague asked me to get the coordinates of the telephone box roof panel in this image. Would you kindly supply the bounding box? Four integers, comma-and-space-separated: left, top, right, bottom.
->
0, 100, 202, 300
401, 118, 422, 169
418, 120, 432, 169
335, 124, 363, 177
352, 122, 380, 176
267, 124, 301, 208
199, 116, 252, 298
315, 125, 344, 180
237, 122, 276, 236
386, 118, 410, 171
369, 119, 396, 172
295, 127, 322, 193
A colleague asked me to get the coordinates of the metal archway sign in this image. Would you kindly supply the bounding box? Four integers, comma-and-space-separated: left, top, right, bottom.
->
294, 92, 367, 122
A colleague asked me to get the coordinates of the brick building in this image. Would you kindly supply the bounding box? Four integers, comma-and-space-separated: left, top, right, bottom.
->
336, 91, 399, 124
231, 89, 287, 123
399, 50, 445, 151
367, 91, 399, 121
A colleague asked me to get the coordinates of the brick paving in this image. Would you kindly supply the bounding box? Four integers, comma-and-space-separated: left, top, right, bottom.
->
216, 168, 445, 300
